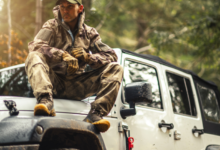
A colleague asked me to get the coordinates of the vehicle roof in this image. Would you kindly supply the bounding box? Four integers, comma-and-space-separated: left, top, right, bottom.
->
122, 49, 218, 88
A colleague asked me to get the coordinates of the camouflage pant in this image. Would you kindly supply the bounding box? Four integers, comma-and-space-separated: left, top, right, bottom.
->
25, 52, 123, 116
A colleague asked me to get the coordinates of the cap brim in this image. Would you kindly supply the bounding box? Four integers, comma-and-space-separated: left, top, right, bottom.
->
56, 0, 78, 5
67, 0, 78, 4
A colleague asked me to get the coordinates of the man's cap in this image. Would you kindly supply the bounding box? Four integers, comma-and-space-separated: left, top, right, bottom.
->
56, 0, 82, 5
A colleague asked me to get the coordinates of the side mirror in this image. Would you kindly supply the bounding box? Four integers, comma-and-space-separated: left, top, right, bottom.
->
120, 82, 153, 119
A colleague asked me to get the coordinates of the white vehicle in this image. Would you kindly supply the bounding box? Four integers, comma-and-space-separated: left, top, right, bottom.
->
0, 49, 220, 150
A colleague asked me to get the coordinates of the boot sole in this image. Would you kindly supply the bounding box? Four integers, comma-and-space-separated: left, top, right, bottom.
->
92, 119, 110, 132
34, 104, 56, 116
50, 108, 56, 116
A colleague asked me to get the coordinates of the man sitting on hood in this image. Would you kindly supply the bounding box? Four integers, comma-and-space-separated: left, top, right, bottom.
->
25, 0, 123, 132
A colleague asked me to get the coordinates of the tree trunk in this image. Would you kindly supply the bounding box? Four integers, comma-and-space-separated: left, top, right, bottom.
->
136, 19, 150, 50
7, 0, 11, 66
83, 0, 92, 14
35, 0, 43, 35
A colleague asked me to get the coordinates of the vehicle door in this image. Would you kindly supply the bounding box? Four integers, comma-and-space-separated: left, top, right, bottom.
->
161, 66, 204, 150
120, 53, 174, 150
195, 80, 220, 147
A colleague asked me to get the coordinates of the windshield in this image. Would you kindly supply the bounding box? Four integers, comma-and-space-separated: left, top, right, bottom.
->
0, 66, 34, 97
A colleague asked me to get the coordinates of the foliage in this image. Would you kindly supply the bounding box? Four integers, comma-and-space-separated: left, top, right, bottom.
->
0, 30, 28, 68
148, 0, 220, 87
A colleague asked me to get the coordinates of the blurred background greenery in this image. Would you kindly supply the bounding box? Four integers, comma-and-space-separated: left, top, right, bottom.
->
0, 0, 220, 88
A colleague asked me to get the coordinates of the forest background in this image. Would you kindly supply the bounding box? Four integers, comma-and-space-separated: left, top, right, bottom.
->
0, 0, 220, 88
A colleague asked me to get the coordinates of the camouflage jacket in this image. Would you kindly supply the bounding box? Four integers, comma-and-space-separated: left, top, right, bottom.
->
28, 6, 117, 74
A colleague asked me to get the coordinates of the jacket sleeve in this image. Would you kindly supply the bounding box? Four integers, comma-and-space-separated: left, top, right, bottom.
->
28, 20, 64, 65
87, 28, 118, 69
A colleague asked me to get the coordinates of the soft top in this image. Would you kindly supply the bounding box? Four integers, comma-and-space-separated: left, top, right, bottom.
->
122, 49, 218, 88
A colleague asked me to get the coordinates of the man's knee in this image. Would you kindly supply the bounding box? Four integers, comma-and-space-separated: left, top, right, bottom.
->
108, 62, 123, 75
113, 63, 123, 72
107, 62, 123, 71
102, 62, 123, 83
26, 52, 46, 64
25, 52, 49, 73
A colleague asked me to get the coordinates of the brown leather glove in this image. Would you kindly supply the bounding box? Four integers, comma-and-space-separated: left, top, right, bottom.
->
71, 47, 90, 63
62, 51, 79, 75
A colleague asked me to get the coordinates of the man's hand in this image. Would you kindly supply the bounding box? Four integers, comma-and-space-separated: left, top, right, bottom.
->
62, 51, 79, 75
71, 47, 90, 63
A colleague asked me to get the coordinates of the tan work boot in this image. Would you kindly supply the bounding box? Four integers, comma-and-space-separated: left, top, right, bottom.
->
34, 93, 56, 116
83, 110, 110, 132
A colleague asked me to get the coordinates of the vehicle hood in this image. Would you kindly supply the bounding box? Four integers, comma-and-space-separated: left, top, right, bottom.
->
0, 96, 93, 114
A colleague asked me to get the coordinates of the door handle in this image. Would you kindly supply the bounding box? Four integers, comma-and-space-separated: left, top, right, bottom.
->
192, 128, 204, 135
158, 123, 174, 130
